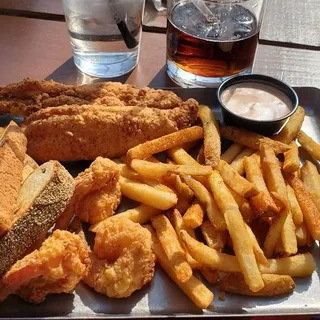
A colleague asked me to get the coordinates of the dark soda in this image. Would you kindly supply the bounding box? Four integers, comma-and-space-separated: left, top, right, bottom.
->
167, 2, 259, 78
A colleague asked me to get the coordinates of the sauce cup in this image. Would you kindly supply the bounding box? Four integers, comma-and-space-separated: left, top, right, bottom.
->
217, 74, 299, 136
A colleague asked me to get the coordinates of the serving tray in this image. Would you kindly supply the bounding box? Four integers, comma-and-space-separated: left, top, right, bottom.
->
0, 86, 319, 319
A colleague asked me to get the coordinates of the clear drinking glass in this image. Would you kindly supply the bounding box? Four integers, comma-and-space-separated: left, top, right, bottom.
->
166, 0, 266, 87
62, 0, 145, 78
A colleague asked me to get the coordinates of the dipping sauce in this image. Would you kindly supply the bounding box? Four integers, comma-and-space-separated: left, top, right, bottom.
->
220, 82, 292, 121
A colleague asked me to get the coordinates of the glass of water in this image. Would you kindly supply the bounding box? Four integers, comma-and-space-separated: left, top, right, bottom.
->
62, 0, 145, 78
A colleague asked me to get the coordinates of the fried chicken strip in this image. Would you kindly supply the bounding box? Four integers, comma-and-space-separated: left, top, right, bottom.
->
23, 100, 198, 162
0, 79, 184, 116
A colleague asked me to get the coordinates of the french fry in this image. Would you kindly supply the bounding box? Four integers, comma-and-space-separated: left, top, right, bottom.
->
173, 174, 194, 200
198, 105, 220, 167
112, 204, 161, 224
181, 231, 316, 277
283, 141, 300, 173
260, 144, 288, 208
183, 202, 204, 229
200, 266, 219, 284
200, 220, 227, 252
174, 195, 192, 215
274, 211, 298, 257
260, 253, 316, 277
121, 165, 175, 194
162, 174, 194, 201
245, 224, 268, 266
241, 202, 257, 223
168, 209, 202, 269
230, 148, 255, 175
126, 126, 204, 163
296, 222, 307, 246
227, 187, 256, 223
286, 173, 320, 240
217, 160, 259, 198
297, 130, 320, 161
167, 147, 209, 188
219, 274, 295, 297
273, 106, 306, 144
180, 230, 241, 273
263, 211, 288, 258
221, 143, 244, 163
146, 225, 214, 309
168, 147, 200, 166
119, 177, 177, 210
131, 159, 212, 180
208, 170, 238, 213
151, 214, 192, 283
244, 156, 279, 215
224, 209, 265, 292
220, 126, 290, 154
181, 174, 226, 230
301, 160, 320, 212
286, 184, 303, 225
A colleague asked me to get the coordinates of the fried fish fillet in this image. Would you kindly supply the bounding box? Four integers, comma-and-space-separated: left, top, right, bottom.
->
0, 79, 184, 116
23, 99, 198, 162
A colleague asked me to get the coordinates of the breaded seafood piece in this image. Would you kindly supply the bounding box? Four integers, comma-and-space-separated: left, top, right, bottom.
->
0, 79, 184, 116
55, 157, 121, 229
23, 100, 198, 162
0, 230, 89, 304
84, 217, 155, 298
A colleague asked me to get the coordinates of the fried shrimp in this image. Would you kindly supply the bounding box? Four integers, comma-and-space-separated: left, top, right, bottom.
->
84, 217, 155, 298
0, 230, 89, 304
55, 157, 121, 229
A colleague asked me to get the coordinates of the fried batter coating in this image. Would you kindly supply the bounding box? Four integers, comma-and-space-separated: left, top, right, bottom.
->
55, 157, 121, 229
23, 100, 198, 162
0, 230, 89, 304
0, 79, 183, 116
76, 185, 121, 225
84, 217, 155, 298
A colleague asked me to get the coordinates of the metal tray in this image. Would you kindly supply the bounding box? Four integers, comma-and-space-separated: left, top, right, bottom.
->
0, 87, 319, 319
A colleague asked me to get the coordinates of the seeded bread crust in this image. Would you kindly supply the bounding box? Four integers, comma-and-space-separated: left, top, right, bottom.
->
0, 161, 74, 276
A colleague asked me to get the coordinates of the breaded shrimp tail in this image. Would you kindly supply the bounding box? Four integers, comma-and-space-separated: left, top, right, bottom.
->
23, 99, 199, 162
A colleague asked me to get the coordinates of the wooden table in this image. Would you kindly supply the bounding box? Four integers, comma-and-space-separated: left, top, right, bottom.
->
0, 0, 319, 88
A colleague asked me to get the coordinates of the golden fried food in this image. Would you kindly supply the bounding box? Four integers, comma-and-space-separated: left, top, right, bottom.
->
221, 126, 290, 154
273, 106, 306, 144
297, 130, 320, 161
23, 101, 198, 162
0, 230, 89, 303
286, 173, 320, 240
198, 105, 220, 167
0, 79, 185, 116
219, 274, 295, 297
84, 217, 155, 298
55, 157, 121, 229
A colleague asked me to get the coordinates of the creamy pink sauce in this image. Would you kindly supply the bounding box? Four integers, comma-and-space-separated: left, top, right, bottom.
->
221, 83, 292, 121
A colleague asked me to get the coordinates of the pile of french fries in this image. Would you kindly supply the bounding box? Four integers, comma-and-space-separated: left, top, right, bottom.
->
96, 105, 320, 309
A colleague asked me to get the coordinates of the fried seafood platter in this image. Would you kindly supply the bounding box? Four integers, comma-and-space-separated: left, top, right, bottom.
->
0, 80, 320, 316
